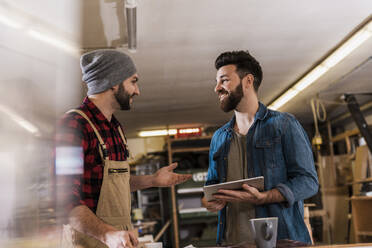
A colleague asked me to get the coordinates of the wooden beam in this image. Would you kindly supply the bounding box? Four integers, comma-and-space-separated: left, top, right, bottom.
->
331, 128, 360, 143
167, 137, 179, 248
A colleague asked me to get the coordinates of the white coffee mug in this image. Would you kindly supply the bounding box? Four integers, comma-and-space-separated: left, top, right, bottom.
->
248, 217, 278, 248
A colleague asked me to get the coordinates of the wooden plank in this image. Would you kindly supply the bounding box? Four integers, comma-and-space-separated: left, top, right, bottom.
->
171, 147, 210, 153
154, 220, 171, 242
313, 243, 372, 247
327, 121, 337, 188
309, 209, 327, 218
356, 231, 372, 236
352, 177, 372, 184
169, 135, 213, 142
167, 137, 180, 248
331, 128, 360, 143
353, 146, 372, 195
322, 186, 348, 194
351, 196, 372, 200
351, 196, 372, 242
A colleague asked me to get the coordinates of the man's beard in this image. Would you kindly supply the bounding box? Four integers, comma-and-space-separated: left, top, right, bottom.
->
114, 83, 132, 110
218, 81, 243, 112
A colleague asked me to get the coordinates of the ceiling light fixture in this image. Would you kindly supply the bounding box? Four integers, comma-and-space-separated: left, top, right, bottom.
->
269, 18, 372, 110
138, 129, 177, 137
178, 128, 201, 134
125, 0, 137, 52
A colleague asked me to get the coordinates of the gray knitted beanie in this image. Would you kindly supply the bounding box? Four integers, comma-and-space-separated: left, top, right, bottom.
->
80, 49, 137, 96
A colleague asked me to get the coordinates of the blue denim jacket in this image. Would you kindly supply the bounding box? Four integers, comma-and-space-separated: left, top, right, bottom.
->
206, 102, 319, 244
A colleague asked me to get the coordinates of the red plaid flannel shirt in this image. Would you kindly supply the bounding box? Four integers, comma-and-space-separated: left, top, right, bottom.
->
55, 97, 129, 213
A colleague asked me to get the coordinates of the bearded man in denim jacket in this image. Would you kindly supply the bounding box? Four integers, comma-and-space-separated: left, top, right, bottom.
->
202, 51, 319, 245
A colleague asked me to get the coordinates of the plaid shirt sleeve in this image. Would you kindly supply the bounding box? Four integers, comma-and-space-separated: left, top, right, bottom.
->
55, 112, 86, 215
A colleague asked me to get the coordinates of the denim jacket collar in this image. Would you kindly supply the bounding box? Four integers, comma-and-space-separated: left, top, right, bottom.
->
222, 101, 268, 132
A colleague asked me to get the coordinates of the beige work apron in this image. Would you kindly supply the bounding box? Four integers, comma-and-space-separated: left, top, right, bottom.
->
61, 109, 133, 248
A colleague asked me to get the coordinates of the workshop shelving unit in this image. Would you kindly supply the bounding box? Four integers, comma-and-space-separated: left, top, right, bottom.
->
167, 135, 217, 248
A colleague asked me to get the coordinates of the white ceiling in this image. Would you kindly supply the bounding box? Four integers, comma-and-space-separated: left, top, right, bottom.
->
0, 0, 371, 138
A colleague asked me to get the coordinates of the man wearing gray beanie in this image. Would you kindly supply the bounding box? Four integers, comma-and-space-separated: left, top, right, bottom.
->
56, 49, 191, 248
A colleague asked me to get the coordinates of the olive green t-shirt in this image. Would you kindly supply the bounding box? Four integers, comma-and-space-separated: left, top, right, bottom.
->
225, 131, 255, 245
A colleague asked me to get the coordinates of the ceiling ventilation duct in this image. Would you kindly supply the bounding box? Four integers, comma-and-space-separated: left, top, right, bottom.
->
125, 0, 137, 52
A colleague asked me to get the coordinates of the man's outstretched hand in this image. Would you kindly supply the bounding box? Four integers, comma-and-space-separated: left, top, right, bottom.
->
153, 162, 192, 187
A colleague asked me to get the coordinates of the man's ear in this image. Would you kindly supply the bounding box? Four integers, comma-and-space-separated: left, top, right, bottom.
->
242, 74, 254, 90
111, 84, 119, 92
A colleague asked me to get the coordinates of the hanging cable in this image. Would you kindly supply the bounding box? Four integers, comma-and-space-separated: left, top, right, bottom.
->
311, 97, 327, 149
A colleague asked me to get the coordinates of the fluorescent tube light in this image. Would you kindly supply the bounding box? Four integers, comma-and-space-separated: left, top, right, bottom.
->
270, 64, 328, 110
323, 29, 371, 68
178, 128, 201, 134
268, 19, 372, 110
293, 65, 328, 91
168, 129, 178, 135
269, 89, 300, 110
138, 129, 177, 137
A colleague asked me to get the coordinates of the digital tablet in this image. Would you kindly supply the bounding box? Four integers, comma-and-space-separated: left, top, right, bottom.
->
203, 176, 264, 201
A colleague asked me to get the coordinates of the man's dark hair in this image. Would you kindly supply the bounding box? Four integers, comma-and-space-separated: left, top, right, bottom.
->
215, 50, 263, 92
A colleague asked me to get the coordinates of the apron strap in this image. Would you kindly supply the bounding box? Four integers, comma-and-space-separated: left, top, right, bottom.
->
117, 126, 132, 160
117, 126, 127, 145
66, 109, 109, 161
